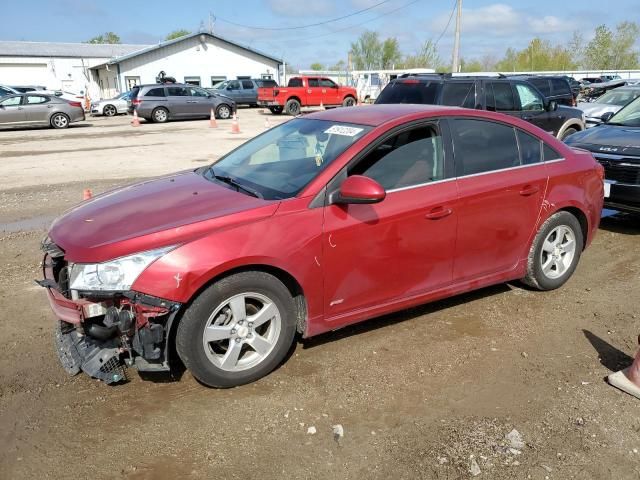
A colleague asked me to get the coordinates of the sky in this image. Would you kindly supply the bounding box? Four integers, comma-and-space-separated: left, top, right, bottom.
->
1, 0, 638, 68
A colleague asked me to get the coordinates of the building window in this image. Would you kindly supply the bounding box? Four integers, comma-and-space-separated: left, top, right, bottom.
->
184, 76, 201, 86
125, 76, 140, 89
211, 76, 227, 87
261, 74, 273, 80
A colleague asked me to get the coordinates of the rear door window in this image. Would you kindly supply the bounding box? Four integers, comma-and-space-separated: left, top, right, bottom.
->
450, 118, 520, 175
25, 95, 49, 104
145, 87, 166, 97
491, 83, 517, 111
241, 80, 255, 89
551, 78, 570, 96
167, 86, 189, 96
543, 144, 562, 161
308, 78, 320, 87
441, 82, 475, 108
288, 78, 303, 87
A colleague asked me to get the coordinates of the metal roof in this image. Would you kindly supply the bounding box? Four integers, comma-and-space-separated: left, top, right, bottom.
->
0, 41, 151, 58
91, 32, 282, 69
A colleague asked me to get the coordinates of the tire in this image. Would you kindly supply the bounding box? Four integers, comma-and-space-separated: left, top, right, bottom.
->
176, 271, 297, 388
561, 127, 578, 140
50, 113, 70, 129
216, 104, 232, 120
285, 99, 301, 116
151, 107, 169, 123
103, 104, 117, 117
269, 106, 283, 115
522, 211, 584, 290
342, 96, 356, 107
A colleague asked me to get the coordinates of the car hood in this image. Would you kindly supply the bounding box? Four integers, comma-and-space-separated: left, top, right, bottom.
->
563, 124, 640, 155
49, 171, 278, 263
577, 102, 621, 118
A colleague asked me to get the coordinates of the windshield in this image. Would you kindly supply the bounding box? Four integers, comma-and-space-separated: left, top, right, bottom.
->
213, 81, 227, 90
608, 96, 640, 126
202, 118, 372, 200
596, 89, 639, 106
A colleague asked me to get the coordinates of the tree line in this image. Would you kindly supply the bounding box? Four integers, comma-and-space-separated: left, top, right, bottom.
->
84, 30, 192, 44
327, 22, 640, 72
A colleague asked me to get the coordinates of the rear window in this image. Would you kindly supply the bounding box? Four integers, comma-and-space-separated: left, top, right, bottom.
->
441, 82, 475, 108
551, 78, 571, 95
288, 78, 303, 87
375, 81, 440, 105
144, 87, 166, 97
528, 78, 550, 96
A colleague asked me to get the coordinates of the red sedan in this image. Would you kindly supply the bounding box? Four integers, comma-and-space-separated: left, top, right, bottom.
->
40, 105, 604, 387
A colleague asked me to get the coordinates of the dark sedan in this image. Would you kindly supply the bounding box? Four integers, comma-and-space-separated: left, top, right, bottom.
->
565, 96, 640, 213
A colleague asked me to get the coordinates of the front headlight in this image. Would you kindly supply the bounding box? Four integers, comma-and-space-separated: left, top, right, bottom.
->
69, 246, 176, 291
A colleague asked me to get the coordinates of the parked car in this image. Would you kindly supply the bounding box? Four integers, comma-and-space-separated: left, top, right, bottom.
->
0, 85, 19, 97
91, 91, 131, 117
0, 93, 84, 129
258, 76, 358, 115
507, 75, 577, 106
578, 86, 640, 127
39, 104, 603, 387
375, 74, 585, 139
578, 79, 633, 102
564, 96, 640, 213
128, 83, 235, 123
207, 78, 278, 107
10, 85, 47, 93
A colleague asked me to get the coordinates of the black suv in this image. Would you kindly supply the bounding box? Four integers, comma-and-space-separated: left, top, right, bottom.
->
375, 74, 585, 139
507, 75, 577, 106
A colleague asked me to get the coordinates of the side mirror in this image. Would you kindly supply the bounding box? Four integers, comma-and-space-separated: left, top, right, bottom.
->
600, 111, 614, 123
546, 100, 558, 112
333, 175, 386, 205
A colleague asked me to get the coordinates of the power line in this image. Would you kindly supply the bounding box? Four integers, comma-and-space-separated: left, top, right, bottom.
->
433, 0, 457, 49
216, 0, 393, 31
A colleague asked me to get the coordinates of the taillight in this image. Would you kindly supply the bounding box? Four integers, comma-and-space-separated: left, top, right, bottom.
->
401, 79, 420, 84
132, 99, 142, 106
68, 101, 82, 108
273, 89, 279, 96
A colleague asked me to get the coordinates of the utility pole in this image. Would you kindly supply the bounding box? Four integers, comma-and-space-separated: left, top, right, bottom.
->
208, 12, 214, 35
451, 0, 462, 73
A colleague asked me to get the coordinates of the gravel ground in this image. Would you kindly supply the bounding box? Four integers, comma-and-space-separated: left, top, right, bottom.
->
1, 109, 639, 480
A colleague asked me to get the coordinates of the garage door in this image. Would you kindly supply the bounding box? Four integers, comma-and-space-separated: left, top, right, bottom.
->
0, 63, 49, 87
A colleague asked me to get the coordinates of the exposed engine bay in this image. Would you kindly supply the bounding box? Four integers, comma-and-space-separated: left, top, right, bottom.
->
39, 239, 181, 385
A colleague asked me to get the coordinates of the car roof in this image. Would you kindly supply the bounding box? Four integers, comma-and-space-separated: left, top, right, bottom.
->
304, 104, 511, 127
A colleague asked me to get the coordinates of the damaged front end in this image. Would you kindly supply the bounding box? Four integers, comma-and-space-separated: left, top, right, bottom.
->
39, 239, 181, 385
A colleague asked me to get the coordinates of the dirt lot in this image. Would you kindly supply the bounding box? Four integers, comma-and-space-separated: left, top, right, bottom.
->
1, 109, 640, 480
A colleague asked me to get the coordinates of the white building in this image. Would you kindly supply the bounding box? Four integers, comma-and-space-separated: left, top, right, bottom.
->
0, 33, 283, 101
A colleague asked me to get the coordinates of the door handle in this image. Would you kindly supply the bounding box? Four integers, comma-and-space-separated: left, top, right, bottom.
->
425, 206, 453, 220
47, 105, 54, 108
519, 185, 539, 196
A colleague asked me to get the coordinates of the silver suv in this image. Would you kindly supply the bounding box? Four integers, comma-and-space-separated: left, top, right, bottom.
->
128, 83, 235, 123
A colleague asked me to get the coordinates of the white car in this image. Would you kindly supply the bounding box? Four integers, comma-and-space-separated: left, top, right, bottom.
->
578, 86, 640, 127
90, 91, 131, 117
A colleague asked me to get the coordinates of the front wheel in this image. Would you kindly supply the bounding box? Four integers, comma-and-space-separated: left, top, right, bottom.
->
269, 106, 283, 115
522, 211, 584, 290
176, 272, 297, 387
342, 96, 356, 107
216, 104, 232, 119
103, 104, 117, 117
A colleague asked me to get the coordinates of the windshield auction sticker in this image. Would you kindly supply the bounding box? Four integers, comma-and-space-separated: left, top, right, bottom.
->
324, 125, 364, 136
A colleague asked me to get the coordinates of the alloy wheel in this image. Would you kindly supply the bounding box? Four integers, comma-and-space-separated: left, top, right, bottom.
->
540, 225, 576, 279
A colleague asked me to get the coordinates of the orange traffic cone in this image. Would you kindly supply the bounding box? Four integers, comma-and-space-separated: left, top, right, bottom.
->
319, 101, 325, 111
209, 109, 218, 128
82, 188, 92, 200
264, 117, 271, 129
231, 113, 240, 134
131, 109, 140, 127
608, 336, 640, 399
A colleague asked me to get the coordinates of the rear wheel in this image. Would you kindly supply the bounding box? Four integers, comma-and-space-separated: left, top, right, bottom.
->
522, 211, 584, 290
176, 271, 297, 387
342, 96, 356, 107
103, 104, 117, 117
561, 127, 578, 140
152, 107, 169, 123
269, 106, 283, 115
216, 104, 232, 120
285, 99, 301, 116
50, 113, 69, 129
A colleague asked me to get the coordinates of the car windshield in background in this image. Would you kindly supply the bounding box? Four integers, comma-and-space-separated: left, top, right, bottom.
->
596, 89, 639, 106
203, 118, 371, 200
376, 81, 440, 104
608, 97, 640, 126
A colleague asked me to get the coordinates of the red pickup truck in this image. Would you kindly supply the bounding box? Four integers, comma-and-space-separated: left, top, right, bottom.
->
258, 76, 358, 115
